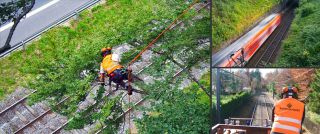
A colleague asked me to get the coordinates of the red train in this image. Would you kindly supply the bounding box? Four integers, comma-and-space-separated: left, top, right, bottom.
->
220, 13, 282, 67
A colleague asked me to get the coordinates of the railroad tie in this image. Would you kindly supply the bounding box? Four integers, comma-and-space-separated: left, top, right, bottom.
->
15, 111, 27, 123
24, 105, 37, 116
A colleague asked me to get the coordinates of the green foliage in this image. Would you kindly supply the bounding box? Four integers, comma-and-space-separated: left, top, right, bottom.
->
307, 111, 320, 124
212, 0, 279, 49
66, 87, 122, 131
0, 0, 34, 25
267, 82, 276, 92
308, 70, 320, 115
0, 88, 4, 100
219, 92, 251, 120
219, 71, 243, 93
276, 0, 320, 67
250, 69, 261, 81
136, 73, 210, 134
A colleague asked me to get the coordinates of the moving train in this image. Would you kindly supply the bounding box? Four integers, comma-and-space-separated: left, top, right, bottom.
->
220, 13, 282, 67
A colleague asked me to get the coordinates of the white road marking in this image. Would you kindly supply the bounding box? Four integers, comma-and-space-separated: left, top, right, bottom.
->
0, 0, 60, 32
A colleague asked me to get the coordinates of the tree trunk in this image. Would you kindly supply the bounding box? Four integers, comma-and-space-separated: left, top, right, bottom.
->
0, 0, 35, 53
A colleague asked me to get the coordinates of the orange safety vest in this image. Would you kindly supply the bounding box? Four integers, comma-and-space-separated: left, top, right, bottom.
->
101, 54, 123, 74
271, 98, 304, 134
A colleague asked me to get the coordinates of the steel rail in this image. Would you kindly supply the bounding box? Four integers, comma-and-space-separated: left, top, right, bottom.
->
255, 22, 285, 67
94, 97, 146, 134
255, 9, 294, 67
50, 88, 114, 134
250, 98, 258, 126
14, 96, 69, 134
266, 19, 291, 63
264, 95, 270, 121
264, 10, 293, 64
254, 14, 287, 67
50, 63, 154, 133
0, 90, 36, 116
94, 61, 193, 134
0, 0, 101, 58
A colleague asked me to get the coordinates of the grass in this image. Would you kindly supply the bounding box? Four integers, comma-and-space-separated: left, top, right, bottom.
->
276, 0, 320, 67
307, 111, 320, 124
212, 0, 279, 50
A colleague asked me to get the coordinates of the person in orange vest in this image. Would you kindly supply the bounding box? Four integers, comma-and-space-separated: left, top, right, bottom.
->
271, 86, 305, 134
99, 47, 131, 92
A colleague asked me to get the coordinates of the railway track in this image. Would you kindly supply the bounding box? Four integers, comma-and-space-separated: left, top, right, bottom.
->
50, 84, 123, 134
50, 55, 193, 133
93, 59, 200, 133
0, 90, 69, 134
251, 93, 273, 127
9, 37, 197, 134
248, 8, 295, 67
91, 42, 210, 133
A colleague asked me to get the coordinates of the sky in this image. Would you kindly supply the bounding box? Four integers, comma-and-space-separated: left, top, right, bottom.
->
220, 68, 279, 78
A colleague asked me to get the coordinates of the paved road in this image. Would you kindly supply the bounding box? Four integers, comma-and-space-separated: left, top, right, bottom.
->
212, 13, 277, 67
0, 0, 93, 49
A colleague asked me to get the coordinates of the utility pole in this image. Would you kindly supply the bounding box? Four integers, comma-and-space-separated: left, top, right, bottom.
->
210, 69, 213, 126
209, 0, 214, 127
216, 68, 221, 123
272, 82, 275, 99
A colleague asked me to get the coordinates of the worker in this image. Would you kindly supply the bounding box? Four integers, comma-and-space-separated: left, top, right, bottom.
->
271, 86, 305, 134
99, 47, 132, 93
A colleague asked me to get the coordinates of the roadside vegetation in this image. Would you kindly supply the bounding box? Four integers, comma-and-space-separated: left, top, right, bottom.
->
308, 69, 320, 124
276, 0, 320, 67
211, 69, 261, 124
212, 0, 279, 50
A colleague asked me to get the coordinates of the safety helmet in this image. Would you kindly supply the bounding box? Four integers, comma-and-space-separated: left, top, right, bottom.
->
101, 47, 112, 57
282, 86, 298, 97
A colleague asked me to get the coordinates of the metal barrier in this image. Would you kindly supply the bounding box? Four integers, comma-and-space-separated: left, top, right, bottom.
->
0, 0, 101, 58
211, 124, 271, 134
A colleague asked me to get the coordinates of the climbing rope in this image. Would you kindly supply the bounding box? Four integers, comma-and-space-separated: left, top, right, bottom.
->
126, 1, 200, 133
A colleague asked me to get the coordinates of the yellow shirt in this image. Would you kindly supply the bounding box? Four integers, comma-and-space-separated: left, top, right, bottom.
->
100, 54, 123, 74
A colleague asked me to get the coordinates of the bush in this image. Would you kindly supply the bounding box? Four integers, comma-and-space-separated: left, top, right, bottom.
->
309, 70, 320, 114
276, 0, 320, 67
135, 73, 211, 134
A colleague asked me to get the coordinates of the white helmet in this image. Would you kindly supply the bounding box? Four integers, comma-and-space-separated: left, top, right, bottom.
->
112, 54, 120, 62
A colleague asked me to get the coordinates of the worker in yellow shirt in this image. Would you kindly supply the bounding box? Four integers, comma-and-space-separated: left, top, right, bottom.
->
99, 47, 131, 93
271, 86, 305, 134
